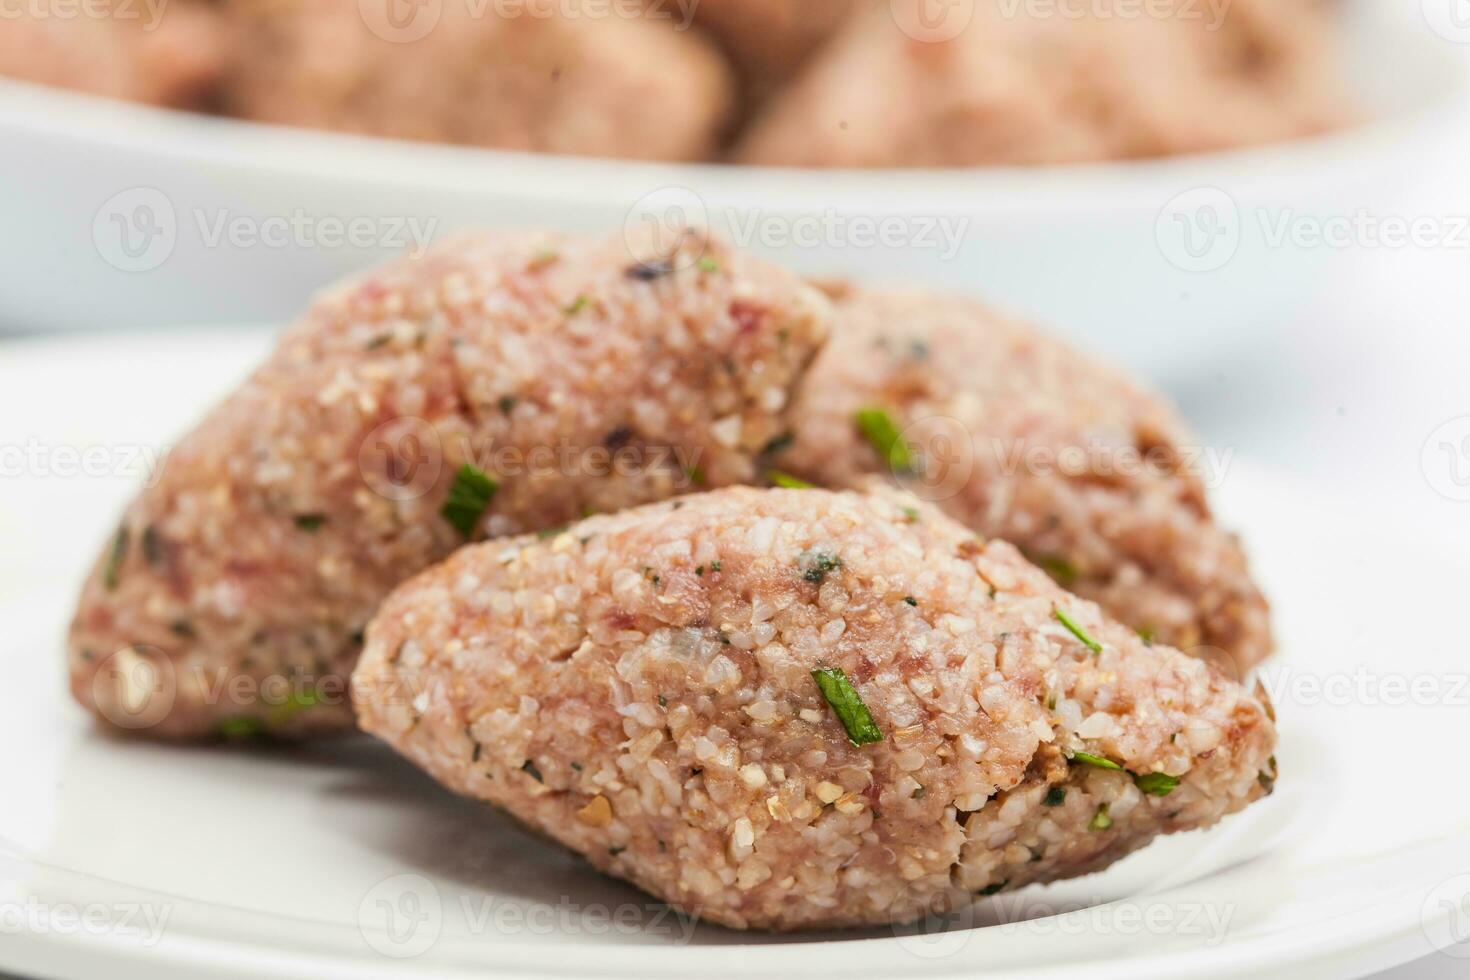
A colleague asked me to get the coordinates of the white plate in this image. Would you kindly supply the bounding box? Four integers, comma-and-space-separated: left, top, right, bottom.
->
2, 2, 1468, 381
2, 329, 1469, 980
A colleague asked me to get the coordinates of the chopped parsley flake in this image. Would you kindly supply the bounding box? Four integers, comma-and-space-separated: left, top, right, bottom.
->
1089, 803, 1113, 831
709, 561, 722, 573
799, 549, 843, 584
810, 667, 884, 746
1136, 626, 1157, 645
564, 295, 590, 315
498, 395, 517, 415
912, 786, 926, 799
141, 525, 164, 566
1135, 772, 1181, 796
768, 470, 814, 489
1043, 786, 1067, 807
1054, 608, 1102, 653
103, 526, 129, 591
901, 506, 920, 523
1036, 554, 1079, 587
977, 881, 1007, 896
219, 717, 262, 740
854, 407, 912, 473
903, 596, 918, 606
441, 464, 499, 538
626, 257, 674, 281
267, 687, 321, 728
1071, 751, 1124, 771
762, 431, 795, 456
696, 256, 720, 274
293, 514, 327, 532
684, 464, 707, 487
521, 760, 544, 783
536, 525, 567, 540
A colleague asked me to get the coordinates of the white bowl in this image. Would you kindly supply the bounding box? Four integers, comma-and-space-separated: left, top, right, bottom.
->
0, 1, 1466, 379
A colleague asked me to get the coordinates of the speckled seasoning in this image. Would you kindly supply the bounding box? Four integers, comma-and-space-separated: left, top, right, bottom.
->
69, 228, 832, 738
355, 486, 1276, 930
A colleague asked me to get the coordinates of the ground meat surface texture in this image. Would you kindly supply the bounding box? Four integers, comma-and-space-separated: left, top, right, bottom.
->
355, 485, 1277, 930
774, 286, 1273, 674
68, 229, 832, 738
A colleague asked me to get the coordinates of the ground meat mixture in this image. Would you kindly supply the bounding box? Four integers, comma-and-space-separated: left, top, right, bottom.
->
355, 485, 1276, 930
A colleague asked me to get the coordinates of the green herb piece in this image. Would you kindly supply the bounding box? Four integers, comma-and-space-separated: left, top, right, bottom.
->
810, 667, 884, 747
536, 525, 567, 540
1036, 554, 1079, 587
799, 549, 843, 584
103, 526, 130, 591
903, 596, 918, 607
657, 695, 668, 707
684, 464, 707, 487
1257, 754, 1278, 792
141, 525, 164, 566
1053, 608, 1102, 653
694, 565, 705, 576
768, 470, 814, 489
1070, 751, 1123, 771
268, 687, 321, 728
1089, 803, 1113, 831
854, 407, 912, 473
1135, 772, 1181, 796
761, 431, 795, 456
564, 295, 590, 315
696, 256, 720, 274
912, 786, 926, 800
570, 762, 583, 771
709, 561, 722, 573
364, 333, 392, 351
498, 395, 517, 415
442, 464, 499, 538
626, 258, 674, 281
521, 760, 544, 783
293, 514, 327, 532
169, 619, 195, 638
901, 506, 920, 523
219, 717, 262, 740
977, 881, 1007, 896
1043, 786, 1067, 807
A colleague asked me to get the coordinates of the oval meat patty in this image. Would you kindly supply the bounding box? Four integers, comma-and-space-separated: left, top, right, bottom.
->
222, 0, 735, 161
68, 230, 832, 738
737, 0, 1346, 167
0, 1, 225, 109
773, 286, 1272, 674
354, 486, 1276, 930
